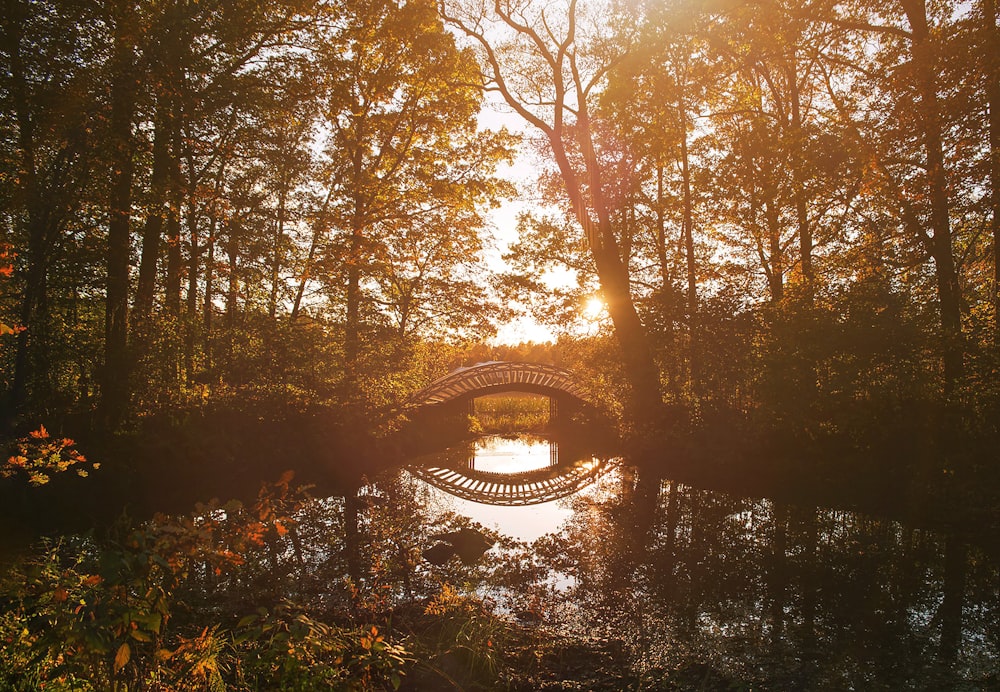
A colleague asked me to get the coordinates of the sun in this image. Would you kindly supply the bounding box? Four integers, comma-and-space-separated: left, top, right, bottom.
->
582, 295, 605, 321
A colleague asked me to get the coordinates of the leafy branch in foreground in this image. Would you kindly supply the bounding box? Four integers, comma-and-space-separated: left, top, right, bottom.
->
2, 425, 98, 486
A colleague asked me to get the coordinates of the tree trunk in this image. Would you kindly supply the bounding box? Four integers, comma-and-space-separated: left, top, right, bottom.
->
225, 224, 239, 378
591, 219, 663, 422
764, 198, 784, 302
165, 207, 182, 316
344, 222, 363, 390
101, 0, 139, 426
680, 109, 698, 392
902, 0, 964, 392
987, 0, 1000, 346
344, 141, 366, 397
157, 191, 182, 390
134, 110, 170, 321
185, 186, 199, 380
655, 164, 670, 289
655, 163, 680, 395
789, 55, 813, 298
556, 117, 662, 425
203, 214, 216, 371
269, 185, 288, 320
226, 224, 240, 328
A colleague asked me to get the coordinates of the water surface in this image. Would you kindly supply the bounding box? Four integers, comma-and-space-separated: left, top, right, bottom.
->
363, 433, 999, 688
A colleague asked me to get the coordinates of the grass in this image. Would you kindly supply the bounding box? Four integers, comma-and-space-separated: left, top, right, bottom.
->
472, 394, 550, 434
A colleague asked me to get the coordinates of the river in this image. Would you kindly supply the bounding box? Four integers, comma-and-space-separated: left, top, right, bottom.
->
352, 432, 999, 688
0, 425, 996, 689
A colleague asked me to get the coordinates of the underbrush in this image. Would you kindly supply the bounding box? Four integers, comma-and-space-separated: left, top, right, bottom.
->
0, 467, 594, 691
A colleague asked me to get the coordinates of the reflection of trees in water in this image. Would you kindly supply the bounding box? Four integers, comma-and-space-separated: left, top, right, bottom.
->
269, 466, 996, 687
342, 471, 515, 608
488, 470, 998, 688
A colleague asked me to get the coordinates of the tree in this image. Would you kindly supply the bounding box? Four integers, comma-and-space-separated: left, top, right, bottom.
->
817, 0, 968, 392
440, 0, 664, 425
0, 0, 104, 412
100, 0, 141, 425
314, 0, 514, 401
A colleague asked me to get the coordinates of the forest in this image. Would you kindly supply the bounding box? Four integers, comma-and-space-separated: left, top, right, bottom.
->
1, 0, 999, 688
2, 0, 999, 436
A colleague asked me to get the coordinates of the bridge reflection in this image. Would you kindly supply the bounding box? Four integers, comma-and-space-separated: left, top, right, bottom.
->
409, 435, 616, 506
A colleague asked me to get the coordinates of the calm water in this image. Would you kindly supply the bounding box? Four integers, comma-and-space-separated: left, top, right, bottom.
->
4, 431, 995, 688
354, 433, 999, 689
405, 435, 614, 542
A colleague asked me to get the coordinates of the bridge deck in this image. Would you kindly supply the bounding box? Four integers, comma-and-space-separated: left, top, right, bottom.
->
410, 361, 589, 407
409, 458, 614, 506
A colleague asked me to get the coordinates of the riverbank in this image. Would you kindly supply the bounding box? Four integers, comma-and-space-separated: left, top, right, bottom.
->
2, 395, 998, 546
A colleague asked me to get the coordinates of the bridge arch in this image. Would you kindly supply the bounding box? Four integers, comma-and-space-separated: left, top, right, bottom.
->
409, 361, 589, 408
409, 458, 615, 506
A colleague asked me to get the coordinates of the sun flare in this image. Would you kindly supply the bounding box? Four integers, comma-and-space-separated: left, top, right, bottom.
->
582, 296, 605, 321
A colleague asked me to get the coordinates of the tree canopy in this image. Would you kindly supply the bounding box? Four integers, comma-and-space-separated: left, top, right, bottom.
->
0, 0, 997, 435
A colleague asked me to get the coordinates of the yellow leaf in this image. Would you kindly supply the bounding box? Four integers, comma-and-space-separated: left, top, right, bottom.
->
114, 642, 131, 673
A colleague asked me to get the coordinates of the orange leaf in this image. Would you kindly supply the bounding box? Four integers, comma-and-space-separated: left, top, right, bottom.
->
114, 642, 131, 673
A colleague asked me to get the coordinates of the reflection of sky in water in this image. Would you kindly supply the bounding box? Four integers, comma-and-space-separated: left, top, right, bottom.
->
409, 436, 611, 543
419, 481, 577, 542
472, 436, 553, 474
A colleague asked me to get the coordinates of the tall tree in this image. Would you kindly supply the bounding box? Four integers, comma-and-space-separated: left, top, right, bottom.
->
100, 0, 141, 425
818, 0, 967, 392
316, 0, 513, 400
1, 0, 102, 411
440, 0, 665, 424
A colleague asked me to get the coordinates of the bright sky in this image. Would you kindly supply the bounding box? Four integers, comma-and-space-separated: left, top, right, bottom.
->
478, 99, 557, 344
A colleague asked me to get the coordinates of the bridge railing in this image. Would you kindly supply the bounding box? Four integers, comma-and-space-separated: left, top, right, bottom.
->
409, 361, 589, 407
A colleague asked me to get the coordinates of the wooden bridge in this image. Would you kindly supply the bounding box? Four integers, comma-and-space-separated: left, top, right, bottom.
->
409, 361, 589, 408
409, 457, 615, 506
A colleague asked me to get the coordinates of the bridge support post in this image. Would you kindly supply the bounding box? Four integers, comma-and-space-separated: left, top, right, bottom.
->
549, 395, 558, 422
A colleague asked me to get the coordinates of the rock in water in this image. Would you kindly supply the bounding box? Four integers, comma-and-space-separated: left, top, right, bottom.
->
429, 527, 494, 565
422, 542, 455, 565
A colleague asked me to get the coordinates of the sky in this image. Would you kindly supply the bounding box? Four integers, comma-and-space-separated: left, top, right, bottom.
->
478, 98, 594, 345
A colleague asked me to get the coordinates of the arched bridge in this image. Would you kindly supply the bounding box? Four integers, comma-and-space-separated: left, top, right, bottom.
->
409, 459, 615, 506
409, 361, 589, 408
